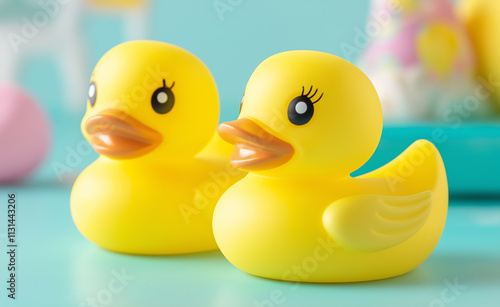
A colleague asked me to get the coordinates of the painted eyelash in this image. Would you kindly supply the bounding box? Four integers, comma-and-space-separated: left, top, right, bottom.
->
163, 79, 175, 89
301, 86, 323, 104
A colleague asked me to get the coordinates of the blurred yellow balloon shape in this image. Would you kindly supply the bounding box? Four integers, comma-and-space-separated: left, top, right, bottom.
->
458, 0, 500, 108
417, 24, 459, 77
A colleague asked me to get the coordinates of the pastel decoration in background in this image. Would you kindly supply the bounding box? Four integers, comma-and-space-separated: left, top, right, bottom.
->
214, 51, 448, 282
0, 0, 88, 113
88, 0, 146, 5
0, 83, 51, 183
458, 0, 500, 110
70, 41, 245, 255
358, 0, 479, 121
86, 0, 150, 41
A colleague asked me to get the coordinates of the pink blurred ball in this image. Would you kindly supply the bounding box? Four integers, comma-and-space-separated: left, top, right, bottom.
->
0, 83, 51, 183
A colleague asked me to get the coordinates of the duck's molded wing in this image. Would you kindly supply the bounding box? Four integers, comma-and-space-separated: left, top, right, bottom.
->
323, 191, 433, 253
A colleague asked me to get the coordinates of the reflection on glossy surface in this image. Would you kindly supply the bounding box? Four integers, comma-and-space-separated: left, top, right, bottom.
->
0, 186, 499, 306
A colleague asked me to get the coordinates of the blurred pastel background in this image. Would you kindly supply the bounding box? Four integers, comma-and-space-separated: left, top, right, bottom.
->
2, 0, 376, 185
1, 1, 500, 306
1, 0, 499, 194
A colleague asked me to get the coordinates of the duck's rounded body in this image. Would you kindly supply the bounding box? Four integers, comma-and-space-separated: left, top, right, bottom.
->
72, 154, 240, 254
70, 41, 244, 254
214, 140, 447, 282
215, 50, 448, 282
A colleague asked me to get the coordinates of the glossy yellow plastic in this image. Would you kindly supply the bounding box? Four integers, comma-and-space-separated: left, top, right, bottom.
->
458, 0, 500, 108
71, 41, 245, 255
214, 50, 448, 282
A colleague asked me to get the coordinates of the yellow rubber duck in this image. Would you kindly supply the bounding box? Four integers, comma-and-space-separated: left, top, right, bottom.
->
214, 50, 448, 282
71, 41, 245, 255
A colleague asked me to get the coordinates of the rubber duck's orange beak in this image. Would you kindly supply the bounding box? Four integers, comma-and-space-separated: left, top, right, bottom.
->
85, 110, 162, 159
217, 118, 294, 171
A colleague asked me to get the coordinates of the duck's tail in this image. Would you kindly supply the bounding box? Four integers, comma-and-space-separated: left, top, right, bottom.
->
360, 139, 448, 197
196, 132, 235, 164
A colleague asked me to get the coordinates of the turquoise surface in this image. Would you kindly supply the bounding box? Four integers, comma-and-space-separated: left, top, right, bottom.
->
0, 185, 499, 306
2, 1, 500, 306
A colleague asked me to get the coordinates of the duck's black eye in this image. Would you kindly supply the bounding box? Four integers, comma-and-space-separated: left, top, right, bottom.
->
151, 80, 175, 114
288, 95, 314, 125
88, 81, 97, 107
239, 93, 244, 114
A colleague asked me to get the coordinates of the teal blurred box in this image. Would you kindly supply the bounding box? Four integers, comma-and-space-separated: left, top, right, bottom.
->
355, 123, 500, 196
